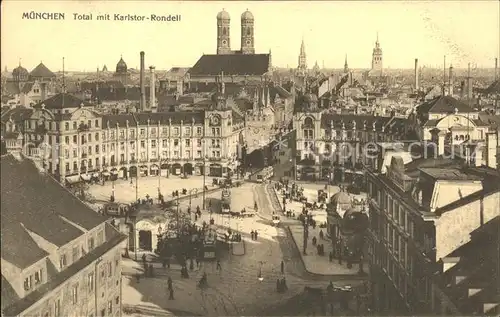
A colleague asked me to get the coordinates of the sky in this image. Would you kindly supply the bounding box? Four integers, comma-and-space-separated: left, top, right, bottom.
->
1, 1, 499, 72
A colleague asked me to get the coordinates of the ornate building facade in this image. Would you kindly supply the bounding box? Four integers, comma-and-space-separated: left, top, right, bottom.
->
292, 92, 409, 182
2, 88, 244, 183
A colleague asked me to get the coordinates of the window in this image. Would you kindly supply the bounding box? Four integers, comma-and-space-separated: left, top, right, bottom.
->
162, 139, 168, 147
151, 151, 157, 158
185, 139, 190, 146
197, 127, 202, 135
101, 309, 105, 317
120, 130, 125, 139
54, 299, 60, 317
140, 140, 145, 149
73, 122, 77, 130
197, 150, 202, 158
174, 127, 179, 135
88, 237, 95, 250
185, 151, 191, 158
60, 254, 67, 268
151, 140, 156, 148
72, 284, 78, 304
108, 300, 113, 314
65, 122, 69, 131
95, 133, 99, 141
73, 135, 77, 144
174, 139, 179, 146
197, 139, 202, 147
185, 127, 191, 136
71, 245, 79, 262
162, 127, 168, 135
108, 262, 112, 277
24, 276, 32, 291
95, 119, 99, 127
97, 230, 104, 245
88, 272, 94, 292
151, 127, 156, 136
95, 145, 99, 154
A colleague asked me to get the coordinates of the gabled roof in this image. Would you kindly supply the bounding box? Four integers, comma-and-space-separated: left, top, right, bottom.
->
101, 111, 206, 127
484, 79, 500, 94
189, 54, 270, 76
30, 62, 56, 78
33, 93, 91, 109
418, 95, 474, 114
1, 155, 107, 270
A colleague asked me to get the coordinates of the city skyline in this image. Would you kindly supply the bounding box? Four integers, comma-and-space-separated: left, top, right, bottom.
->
1, 1, 499, 72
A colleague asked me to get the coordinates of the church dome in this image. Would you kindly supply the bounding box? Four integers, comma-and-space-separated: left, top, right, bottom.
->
217, 9, 230, 20
115, 57, 128, 73
241, 10, 254, 20
330, 191, 351, 206
12, 64, 29, 80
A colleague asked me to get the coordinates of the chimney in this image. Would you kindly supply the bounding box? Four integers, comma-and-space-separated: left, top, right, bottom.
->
467, 62, 473, 103
140, 51, 146, 112
449, 65, 454, 96
149, 66, 155, 111
414, 58, 419, 92
495, 58, 498, 81
486, 132, 498, 169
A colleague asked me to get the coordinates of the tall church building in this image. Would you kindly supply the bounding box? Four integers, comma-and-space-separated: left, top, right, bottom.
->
370, 33, 383, 76
216, 9, 255, 55
188, 9, 271, 86
297, 39, 307, 76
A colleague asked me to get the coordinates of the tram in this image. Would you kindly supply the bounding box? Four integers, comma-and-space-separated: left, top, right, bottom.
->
202, 224, 217, 260
220, 187, 231, 214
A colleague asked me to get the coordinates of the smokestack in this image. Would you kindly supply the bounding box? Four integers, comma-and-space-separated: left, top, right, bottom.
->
442, 55, 446, 95
414, 58, 419, 92
140, 51, 146, 112
149, 66, 155, 111
467, 62, 473, 103
449, 64, 454, 96
495, 58, 498, 81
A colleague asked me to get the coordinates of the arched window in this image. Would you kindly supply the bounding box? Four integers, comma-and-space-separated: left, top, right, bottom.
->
222, 28, 227, 36
304, 117, 313, 127
247, 28, 251, 36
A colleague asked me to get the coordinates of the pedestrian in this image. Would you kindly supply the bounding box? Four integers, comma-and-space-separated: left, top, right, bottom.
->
167, 276, 173, 291
280, 260, 284, 274
319, 229, 324, 240
216, 259, 222, 271
254, 230, 258, 241
169, 288, 174, 300
250, 230, 254, 240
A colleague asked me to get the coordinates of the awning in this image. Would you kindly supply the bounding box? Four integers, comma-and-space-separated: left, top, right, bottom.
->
151, 165, 159, 170
111, 170, 119, 175
102, 172, 111, 176
81, 174, 91, 181
92, 172, 100, 177
65, 175, 81, 184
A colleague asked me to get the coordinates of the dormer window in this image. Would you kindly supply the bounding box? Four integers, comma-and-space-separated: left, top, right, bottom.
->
24, 276, 33, 291
59, 254, 67, 269
34, 268, 43, 284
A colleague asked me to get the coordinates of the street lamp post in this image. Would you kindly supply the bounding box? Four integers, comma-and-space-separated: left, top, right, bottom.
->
189, 188, 198, 208
202, 138, 207, 210
258, 261, 264, 281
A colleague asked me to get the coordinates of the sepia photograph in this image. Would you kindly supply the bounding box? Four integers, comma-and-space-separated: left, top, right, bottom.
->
1, 1, 499, 316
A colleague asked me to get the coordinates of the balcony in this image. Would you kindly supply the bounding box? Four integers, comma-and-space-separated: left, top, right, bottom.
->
110, 162, 117, 167
78, 123, 89, 132
130, 159, 137, 164
209, 157, 220, 161
140, 159, 148, 163
150, 158, 158, 163
119, 135, 126, 140
81, 153, 88, 158
195, 157, 204, 161
120, 160, 126, 164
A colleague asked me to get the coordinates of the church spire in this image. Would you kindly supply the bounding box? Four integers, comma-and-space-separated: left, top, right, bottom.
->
344, 54, 349, 73
375, 32, 380, 48
300, 37, 306, 55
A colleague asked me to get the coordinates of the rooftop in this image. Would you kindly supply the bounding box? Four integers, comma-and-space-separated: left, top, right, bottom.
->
188, 54, 271, 76
1, 154, 107, 270
419, 167, 484, 181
